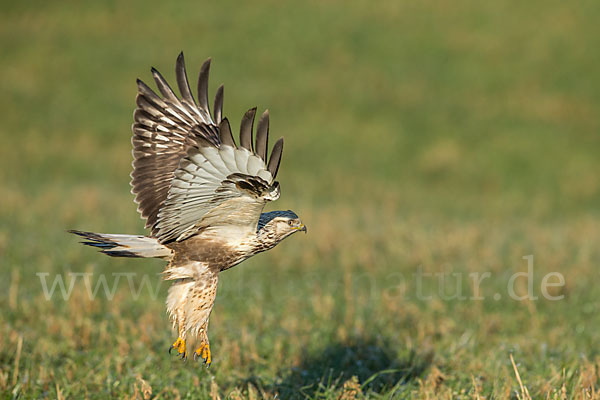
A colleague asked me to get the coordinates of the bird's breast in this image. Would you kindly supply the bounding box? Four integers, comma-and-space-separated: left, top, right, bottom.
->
166, 231, 258, 272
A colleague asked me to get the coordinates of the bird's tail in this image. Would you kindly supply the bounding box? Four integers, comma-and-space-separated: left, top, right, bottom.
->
69, 230, 173, 259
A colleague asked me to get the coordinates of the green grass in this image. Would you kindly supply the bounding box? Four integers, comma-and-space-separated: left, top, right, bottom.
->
1, 0, 600, 398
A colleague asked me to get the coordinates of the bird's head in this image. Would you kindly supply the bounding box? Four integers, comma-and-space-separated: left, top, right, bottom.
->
257, 210, 306, 248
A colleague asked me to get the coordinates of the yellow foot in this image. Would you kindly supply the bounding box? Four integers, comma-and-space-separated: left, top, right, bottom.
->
169, 337, 187, 360
193, 343, 212, 367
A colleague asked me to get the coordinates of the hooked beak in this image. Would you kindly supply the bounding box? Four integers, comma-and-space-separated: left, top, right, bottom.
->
299, 224, 307, 234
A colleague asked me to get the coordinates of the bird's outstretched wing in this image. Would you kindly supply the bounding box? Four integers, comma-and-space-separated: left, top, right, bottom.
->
131, 53, 223, 230
130, 53, 284, 243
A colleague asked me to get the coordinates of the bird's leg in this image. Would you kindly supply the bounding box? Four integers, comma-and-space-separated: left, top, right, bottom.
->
169, 309, 187, 360
193, 342, 211, 366
193, 328, 211, 367
169, 336, 186, 359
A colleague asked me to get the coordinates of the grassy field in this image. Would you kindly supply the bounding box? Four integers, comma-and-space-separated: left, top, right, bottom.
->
1, 0, 600, 398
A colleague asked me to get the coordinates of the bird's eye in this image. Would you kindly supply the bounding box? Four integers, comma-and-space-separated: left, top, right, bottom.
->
287, 220, 294, 226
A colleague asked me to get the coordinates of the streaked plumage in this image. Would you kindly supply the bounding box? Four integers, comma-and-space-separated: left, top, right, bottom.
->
70, 53, 305, 366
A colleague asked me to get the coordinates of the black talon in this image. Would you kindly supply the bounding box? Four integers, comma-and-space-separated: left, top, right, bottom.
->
169, 345, 174, 354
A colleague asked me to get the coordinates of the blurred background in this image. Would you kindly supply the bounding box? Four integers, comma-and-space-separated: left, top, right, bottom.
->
1, 0, 599, 398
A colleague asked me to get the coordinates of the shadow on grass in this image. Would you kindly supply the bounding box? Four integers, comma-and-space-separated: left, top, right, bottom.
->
243, 336, 432, 398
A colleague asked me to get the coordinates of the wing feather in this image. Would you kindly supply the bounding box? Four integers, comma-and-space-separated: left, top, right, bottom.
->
200, 147, 232, 176
267, 137, 284, 179
154, 143, 275, 242
239, 108, 256, 151
151, 67, 179, 102
219, 118, 236, 147
130, 54, 285, 242
213, 84, 224, 124
246, 155, 264, 176
218, 145, 238, 172
175, 53, 194, 101
233, 148, 251, 174
255, 110, 269, 161
131, 55, 222, 229
196, 58, 212, 123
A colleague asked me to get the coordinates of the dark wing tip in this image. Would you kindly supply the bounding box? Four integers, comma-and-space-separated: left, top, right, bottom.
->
199, 58, 212, 83
136, 78, 148, 88
197, 58, 212, 113
255, 109, 270, 160
151, 66, 178, 100
214, 84, 224, 124
175, 51, 196, 105
219, 118, 236, 146
190, 134, 215, 149
239, 107, 257, 151
267, 137, 284, 179
150, 66, 160, 77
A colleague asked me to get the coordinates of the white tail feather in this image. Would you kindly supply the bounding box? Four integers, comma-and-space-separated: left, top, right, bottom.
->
69, 230, 173, 259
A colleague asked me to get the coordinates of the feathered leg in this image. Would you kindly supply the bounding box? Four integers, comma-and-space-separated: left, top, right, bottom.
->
166, 279, 193, 360
193, 328, 211, 366
164, 261, 218, 365
184, 272, 218, 367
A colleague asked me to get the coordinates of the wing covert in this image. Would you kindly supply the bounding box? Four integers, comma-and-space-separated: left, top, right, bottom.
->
154, 132, 283, 243
131, 53, 221, 230
129, 53, 285, 243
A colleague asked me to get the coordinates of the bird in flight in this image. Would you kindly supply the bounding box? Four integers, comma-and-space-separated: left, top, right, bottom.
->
70, 53, 306, 366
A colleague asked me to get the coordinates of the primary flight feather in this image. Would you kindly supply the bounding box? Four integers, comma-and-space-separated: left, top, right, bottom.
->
70, 53, 306, 366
